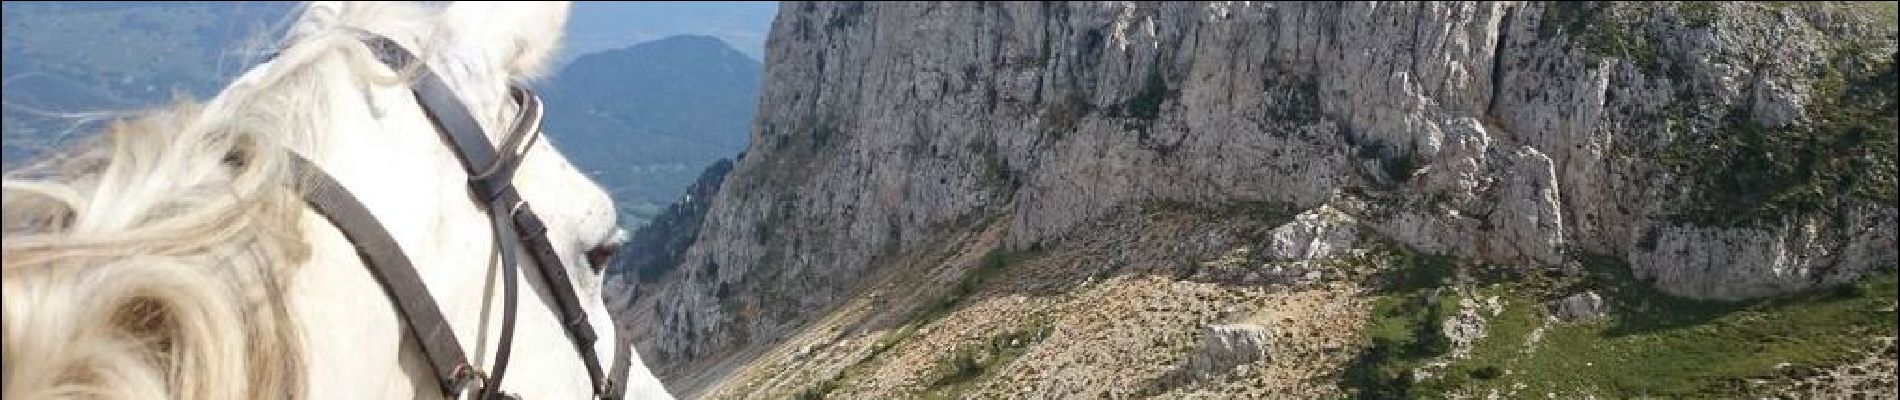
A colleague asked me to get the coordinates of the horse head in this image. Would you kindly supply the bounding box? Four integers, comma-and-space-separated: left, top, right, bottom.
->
3, 1, 670, 398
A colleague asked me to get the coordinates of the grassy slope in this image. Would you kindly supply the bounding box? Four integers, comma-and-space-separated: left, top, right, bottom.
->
1347, 249, 1898, 398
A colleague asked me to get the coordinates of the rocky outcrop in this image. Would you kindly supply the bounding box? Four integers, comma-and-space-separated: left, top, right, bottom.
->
1442, 295, 1500, 359
1771, 337, 1900, 398
625, 1, 1897, 391
1188, 324, 1274, 377
1266, 205, 1360, 262
1550, 291, 1606, 322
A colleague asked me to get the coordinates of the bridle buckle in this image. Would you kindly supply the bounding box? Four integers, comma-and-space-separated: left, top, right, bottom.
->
447, 363, 485, 398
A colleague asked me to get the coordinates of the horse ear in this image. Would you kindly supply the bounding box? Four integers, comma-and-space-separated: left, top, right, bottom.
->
440, 1, 572, 80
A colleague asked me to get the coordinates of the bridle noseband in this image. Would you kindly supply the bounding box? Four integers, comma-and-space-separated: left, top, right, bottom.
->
289, 34, 634, 399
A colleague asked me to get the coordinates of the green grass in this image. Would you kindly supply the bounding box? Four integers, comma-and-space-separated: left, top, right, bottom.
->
1359, 251, 1900, 397
1343, 289, 1463, 398
1341, 244, 1898, 397
1339, 244, 1462, 398
922, 319, 1052, 398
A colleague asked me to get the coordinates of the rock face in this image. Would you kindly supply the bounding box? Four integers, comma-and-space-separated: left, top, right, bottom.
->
624, 1, 1897, 392
1550, 291, 1606, 322
1188, 324, 1274, 377
1266, 205, 1360, 262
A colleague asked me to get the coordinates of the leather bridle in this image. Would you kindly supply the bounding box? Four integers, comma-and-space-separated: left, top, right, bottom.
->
288, 34, 634, 399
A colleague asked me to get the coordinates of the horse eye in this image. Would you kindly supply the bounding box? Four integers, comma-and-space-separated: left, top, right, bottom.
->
585, 245, 618, 272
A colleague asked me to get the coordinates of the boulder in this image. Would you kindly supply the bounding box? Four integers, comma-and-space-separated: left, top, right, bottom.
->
1188, 324, 1274, 377
1551, 291, 1606, 322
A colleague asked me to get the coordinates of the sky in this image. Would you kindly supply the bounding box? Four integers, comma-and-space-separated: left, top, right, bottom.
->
565, 1, 780, 63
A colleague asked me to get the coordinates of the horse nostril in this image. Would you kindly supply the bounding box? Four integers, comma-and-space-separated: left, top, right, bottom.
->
586, 245, 618, 272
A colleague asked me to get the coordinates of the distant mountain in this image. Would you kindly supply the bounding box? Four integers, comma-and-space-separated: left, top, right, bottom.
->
1, 1, 294, 166
541, 35, 761, 227
562, 1, 779, 65
3, 5, 765, 229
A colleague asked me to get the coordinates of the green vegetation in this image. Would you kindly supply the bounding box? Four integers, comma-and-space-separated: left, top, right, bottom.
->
1763, 2, 1899, 29
919, 248, 1032, 324
1668, 44, 1897, 226
808, 120, 838, 149
1340, 244, 1462, 398
1679, 2, 1721, 28
1460, 257, 1894, 397
1042, 91, 1089, 139
1344, 248, 1899, 398
798, 320, 926, 400
922, 320, 1053, 398
795, 378, 841, 400
1538, 2, 1659, 70
1260, 73, 1324, 126
825, 2, 866, 30
1540, 1, 1897, 225
796, 248, 1040, 399
1125, 66, 1170, 121
1343, 287, 1462, 398
973, 139, 1012, 191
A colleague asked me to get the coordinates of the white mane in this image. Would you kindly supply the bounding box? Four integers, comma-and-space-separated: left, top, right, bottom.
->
2, 2, 667, 398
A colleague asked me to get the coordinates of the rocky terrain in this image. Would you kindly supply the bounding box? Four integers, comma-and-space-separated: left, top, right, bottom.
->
611, 1, 1898, 398
694, 204, 1381, 398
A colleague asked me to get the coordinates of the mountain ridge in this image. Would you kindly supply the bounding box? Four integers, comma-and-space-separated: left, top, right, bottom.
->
543, 34, 761, 227
617, 2, 1897, 397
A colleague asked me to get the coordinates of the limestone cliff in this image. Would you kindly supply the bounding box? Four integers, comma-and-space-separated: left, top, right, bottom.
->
616, 1, 1897, 397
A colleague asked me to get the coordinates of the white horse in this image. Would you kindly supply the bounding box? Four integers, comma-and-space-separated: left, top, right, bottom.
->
2, 2, 671, 398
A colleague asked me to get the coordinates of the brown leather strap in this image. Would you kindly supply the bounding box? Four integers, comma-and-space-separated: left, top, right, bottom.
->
360, 33, 623, 397
607, 333, 635, 399
292, 154, 474, 397
480, 199, 523, 400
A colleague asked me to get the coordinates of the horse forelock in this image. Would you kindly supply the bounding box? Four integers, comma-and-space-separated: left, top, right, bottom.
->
0, 2, 490, 398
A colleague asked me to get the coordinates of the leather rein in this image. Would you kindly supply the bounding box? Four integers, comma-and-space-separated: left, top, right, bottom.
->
289, 34, 633, 399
